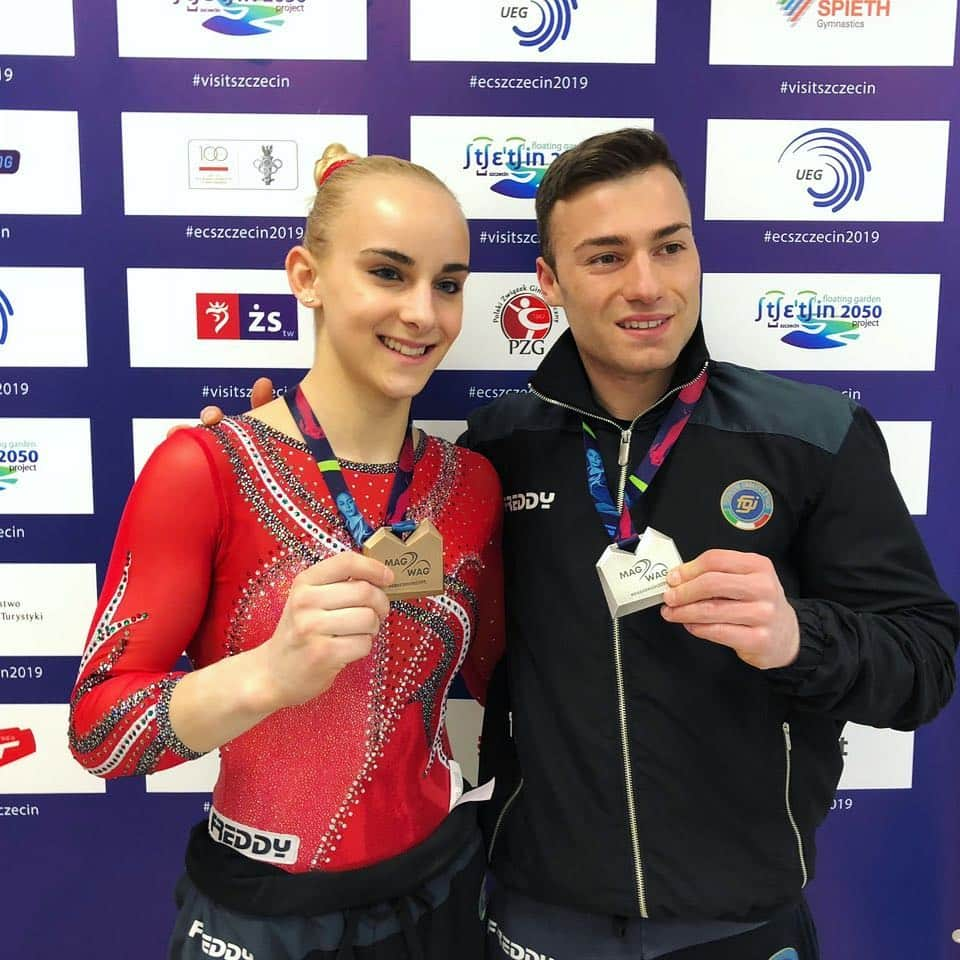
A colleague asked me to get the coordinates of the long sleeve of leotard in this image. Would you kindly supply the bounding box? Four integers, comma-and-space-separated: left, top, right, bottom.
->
68, 429, 225, 778
459, 456, 505, 707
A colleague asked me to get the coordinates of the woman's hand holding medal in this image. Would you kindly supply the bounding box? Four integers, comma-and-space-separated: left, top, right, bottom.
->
251, 552, 395, 709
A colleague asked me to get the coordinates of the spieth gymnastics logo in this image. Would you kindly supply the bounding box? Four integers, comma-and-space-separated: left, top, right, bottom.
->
0, 289, 11, 346
503, 0, 579, 53
462, 136, 567, 199
778, 127, 871, 213
776, 0, 814, 24
174, 0, 305, 37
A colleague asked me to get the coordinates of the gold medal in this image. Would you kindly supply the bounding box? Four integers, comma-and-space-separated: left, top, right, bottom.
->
363, 519, 444, 600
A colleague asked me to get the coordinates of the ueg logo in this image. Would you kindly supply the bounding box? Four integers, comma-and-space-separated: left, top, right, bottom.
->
0, 150, 21, 175
187, 921, 254, 960
618, 558, 668, 584
494, 286, 559, 356
384, 551, 433, 578
504, 491, 556, 512
196, 293, 298, 341
500, 0, 581, 53
0, 288, 12, 346
462, 135, 573, 200
754, 288, 882, 349
0, 727, 37, 769
779, 128, 871, 213
177, 0, 306, 38
777, 0, 892, 25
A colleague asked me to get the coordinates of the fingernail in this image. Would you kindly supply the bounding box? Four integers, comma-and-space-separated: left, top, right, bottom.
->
662, 588, 675, 605
666, 570, 681, 586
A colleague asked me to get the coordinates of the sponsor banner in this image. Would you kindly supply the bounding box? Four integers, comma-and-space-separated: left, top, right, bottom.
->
414, 420, 468, 445
410, 116, 654, 220
116, 0, 366, 60
701, 273, 939, 371
0, 110, 82, 215
0, 419, 93, 515
410, 0, 657, 63
710, 0, 958, 66
0, 706, 106, 794
439, 273, 567, 371
121, 112, 367, 216
127, 268, 314, 368
837, 723, 914, 789
0, 268, 88, 367
877, 421, 930, 516
705, 120, 949, 222
0, 1, 76, 56
145, 749, 220, 793
0, 565, 98, 657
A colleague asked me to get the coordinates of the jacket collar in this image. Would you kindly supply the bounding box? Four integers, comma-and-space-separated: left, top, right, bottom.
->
529, 321, 711, 424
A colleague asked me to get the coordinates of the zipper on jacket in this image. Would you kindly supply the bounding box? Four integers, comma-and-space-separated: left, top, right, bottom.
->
612, 453, 648, 917
782, 722, 808, 888
487, 778, 524, 862
529, 364, 708, 918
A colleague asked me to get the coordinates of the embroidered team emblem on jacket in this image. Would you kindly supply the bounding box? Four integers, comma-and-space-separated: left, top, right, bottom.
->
721, 479, 774, 530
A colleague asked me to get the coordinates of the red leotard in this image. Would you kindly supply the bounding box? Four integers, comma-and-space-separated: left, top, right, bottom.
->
69, 416, 504, 872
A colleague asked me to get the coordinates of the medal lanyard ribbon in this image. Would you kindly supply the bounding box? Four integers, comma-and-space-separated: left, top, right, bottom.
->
583, 369, 709, 549
285, 384, 417, 548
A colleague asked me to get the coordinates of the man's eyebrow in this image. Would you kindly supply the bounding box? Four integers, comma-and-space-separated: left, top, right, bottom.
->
651, 222, 692, 241
573, 235, 627, 254
573, 223, 693, 254
361, 248, 470, 273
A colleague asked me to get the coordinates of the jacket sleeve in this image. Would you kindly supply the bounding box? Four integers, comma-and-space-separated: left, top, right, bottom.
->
765, 406, 959, 730
68, 429, 224, 778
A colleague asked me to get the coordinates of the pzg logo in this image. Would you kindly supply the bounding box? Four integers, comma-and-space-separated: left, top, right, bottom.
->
778, 128, 871, 213
499, 0, 580, 53
385, 551, 433, 579
494, 286, 558, 356
196, 293, 299, 341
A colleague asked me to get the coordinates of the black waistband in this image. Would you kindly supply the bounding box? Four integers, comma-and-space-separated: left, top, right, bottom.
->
185, 803, 480, 917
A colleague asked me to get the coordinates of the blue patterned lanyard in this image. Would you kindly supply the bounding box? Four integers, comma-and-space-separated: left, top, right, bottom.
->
285, 384, 417, 548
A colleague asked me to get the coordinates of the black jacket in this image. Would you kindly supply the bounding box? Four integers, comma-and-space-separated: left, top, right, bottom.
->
463, 323, 958, 922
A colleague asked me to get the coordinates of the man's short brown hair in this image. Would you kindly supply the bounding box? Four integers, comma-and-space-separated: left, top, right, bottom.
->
535, 128, 686, 269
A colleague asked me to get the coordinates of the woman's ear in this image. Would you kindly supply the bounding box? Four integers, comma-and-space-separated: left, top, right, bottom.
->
286, 245, 321, 308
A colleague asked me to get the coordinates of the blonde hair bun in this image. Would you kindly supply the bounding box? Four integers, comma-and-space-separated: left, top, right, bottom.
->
313, 143, 359, 188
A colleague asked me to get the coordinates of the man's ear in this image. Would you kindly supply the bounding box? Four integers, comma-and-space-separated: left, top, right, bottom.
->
536, 256, 563, 308
286, 245, 321, 309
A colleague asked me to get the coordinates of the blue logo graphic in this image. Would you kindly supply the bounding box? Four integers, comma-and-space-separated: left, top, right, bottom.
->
0, 289, 12, 346
463, 135, 564, 199
202, 1, 294, 36
755, 289, 872, 350
768, 950, 799, 960
778, 127, 871, 213
509, 0, 579, 53
721, 480, 773, 531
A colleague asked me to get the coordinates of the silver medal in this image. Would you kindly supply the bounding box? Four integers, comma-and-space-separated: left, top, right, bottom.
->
596, 527, 683, 619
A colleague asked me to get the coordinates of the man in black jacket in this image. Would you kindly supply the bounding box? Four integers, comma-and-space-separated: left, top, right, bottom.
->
464, 128, 958, 959
198, 129, 957, 959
